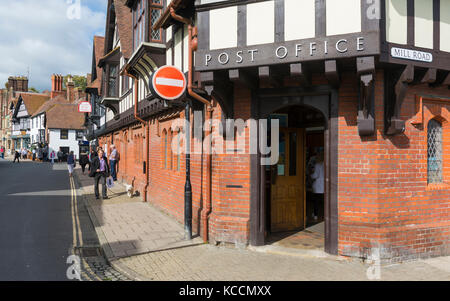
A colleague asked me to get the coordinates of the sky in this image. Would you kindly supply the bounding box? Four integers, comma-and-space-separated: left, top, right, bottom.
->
0, 0, 108, 92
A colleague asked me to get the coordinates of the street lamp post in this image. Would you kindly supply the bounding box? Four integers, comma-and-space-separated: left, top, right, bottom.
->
184, 102, 192, 240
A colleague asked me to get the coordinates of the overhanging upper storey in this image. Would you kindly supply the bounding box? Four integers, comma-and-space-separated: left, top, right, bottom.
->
98, 46, 121, 116
126, 42, 166, 96
194, 0, 381, 71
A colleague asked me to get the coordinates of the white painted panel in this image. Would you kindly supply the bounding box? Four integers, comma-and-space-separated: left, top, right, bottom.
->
441, 0, 450, 52
386, 0, 408, 44
183, 25, 189, 72
166, 26, 172, 41
414, 0, 434, 49
174, 29, 182, 70
167, 48, 173, 65
285, 0, 315, 41
326, 0, 361, 36
210, 6, 238, 50
247, 1, 275, 46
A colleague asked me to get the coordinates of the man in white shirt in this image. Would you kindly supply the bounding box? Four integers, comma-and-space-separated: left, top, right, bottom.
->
310, 152, 324, 221
109, 145, 119, 181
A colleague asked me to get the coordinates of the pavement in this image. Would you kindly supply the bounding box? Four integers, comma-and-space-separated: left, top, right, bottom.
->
72, 163, 450, 281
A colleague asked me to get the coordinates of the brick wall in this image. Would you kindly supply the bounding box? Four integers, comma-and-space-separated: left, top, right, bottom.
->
96, 70, 449, 261
338, 69, 450, 262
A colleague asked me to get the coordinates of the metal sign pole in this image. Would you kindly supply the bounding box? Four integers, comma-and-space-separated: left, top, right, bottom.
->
184, 101, 192, 240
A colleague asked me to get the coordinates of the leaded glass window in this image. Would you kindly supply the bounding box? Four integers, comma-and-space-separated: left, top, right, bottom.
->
427, 119, 443, 184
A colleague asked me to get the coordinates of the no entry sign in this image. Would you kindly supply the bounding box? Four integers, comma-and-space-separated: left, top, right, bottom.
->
150, 65, 187, 101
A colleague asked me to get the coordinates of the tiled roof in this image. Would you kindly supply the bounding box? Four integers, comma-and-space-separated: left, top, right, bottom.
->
32, 95, 69, 117
19, 93, 50, 116
46, 104, 85, 130
114, 0, 133, 59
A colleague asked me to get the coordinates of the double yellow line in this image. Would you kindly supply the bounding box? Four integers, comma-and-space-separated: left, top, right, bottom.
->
69, 176, 103, 281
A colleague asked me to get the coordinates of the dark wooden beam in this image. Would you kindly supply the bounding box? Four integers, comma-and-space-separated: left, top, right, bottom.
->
258, 66, 270, 80
290, 63, 311, 88
325, 60, 340, 88
421, 68, 437, 84
356, 56, 375, 75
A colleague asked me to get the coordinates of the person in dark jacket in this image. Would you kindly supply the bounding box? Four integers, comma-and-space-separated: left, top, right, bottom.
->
13, 150, 20, 163
79, 153, 89, 174
89, 149, 110, 200
67, 151, 75, 177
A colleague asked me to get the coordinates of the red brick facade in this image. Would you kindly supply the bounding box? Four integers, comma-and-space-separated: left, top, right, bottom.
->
338, 70, 450, 262
97, 70, 450, 261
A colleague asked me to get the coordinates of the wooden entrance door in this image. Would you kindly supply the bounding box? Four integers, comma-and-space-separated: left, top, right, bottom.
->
271, 128, 305, 232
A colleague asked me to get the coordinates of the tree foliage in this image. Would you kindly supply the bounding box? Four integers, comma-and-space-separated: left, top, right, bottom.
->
29, 87, 39, 93
63, 75, 87, 91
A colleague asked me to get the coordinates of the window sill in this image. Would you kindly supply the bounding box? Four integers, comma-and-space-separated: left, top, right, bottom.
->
426, 183, 450, 191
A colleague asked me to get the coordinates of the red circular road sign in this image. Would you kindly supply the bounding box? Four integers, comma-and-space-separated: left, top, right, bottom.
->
151, 65, 187, 100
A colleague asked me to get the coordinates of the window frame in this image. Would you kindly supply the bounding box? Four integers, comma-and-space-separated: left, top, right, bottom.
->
60, 129, 69, 140
427, 118, 444, 185
149, 0, 164, 43
133, 0, 147, 50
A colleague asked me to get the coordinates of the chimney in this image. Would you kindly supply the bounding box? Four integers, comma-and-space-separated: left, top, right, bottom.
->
51, 74, 64, 99
67, 76, 75, 103
8, 76, 28, 93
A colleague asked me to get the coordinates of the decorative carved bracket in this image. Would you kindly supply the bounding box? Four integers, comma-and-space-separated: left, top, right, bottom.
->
200, 71, 234, 119
357, 57, 376, 136
385, 65, 414, 135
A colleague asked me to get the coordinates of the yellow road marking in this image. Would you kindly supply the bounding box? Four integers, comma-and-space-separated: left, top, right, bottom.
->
70, 177, 77, 247
70, 175, 103, 281
71, 177, 83, 246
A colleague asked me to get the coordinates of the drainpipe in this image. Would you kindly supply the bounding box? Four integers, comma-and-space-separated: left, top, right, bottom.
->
124, 69, 150, 203
169, 8, 213, 243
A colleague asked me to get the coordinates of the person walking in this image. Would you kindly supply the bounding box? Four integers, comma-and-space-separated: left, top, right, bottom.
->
57, 150, 63, 163
67, 151, 75, 177
32, 148, 36, 161
13, 150, 20, 163
109, 145, 119, 181
310, 152, 325, 221
89, 149, 110, 200
43, 145, 48, 162
38, 147, 43, 162
88, 148, 97, 172
0, 146, 4, 159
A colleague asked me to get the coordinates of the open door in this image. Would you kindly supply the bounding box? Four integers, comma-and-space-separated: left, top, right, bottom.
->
270, 128, 305, 232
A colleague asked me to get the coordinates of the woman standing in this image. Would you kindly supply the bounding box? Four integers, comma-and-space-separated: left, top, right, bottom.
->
67, 151, 75, 177
50, 150, 56, 164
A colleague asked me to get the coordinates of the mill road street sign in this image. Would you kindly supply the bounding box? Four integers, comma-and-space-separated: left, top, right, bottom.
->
150, 65, 187, 101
